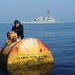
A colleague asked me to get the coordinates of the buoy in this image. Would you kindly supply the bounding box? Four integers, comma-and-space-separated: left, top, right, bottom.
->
0, 32, 54, 75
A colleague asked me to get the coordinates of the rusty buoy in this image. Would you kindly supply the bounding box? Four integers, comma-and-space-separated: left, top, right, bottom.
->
0, 38, 54, 74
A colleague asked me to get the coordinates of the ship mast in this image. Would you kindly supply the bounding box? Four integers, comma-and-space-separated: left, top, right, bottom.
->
47, 10, 51, 20
47, 10, 50, 17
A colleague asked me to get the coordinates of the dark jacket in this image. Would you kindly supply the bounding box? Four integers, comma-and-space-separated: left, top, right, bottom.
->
12, 24, 24, 39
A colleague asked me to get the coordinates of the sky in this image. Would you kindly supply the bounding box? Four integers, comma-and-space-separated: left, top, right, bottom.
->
0, 0, 75, 23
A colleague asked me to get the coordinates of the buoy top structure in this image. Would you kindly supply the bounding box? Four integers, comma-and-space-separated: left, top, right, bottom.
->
0, 31, 54, 75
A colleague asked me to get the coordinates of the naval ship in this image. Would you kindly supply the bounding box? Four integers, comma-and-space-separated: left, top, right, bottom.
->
21, 10, 64, 24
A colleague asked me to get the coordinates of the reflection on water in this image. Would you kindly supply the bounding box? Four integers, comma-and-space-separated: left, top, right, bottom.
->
0, 63, 54, 75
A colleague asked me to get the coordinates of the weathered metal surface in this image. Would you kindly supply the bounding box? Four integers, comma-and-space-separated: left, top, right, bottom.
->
8, 63, 54, 75
0, 38, 54, 74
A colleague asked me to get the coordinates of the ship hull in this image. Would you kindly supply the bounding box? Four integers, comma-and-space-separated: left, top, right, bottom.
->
21, 21, 64, 24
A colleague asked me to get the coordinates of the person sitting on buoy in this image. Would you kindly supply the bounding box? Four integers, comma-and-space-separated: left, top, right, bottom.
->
12, 20, 24, 39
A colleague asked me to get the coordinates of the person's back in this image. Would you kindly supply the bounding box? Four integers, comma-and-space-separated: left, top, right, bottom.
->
12, 20, 24, 39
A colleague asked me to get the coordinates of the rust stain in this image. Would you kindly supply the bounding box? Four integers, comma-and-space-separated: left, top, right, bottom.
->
40, 49, 42, 52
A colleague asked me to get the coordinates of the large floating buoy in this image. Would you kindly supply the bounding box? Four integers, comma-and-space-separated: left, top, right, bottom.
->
0, 32, 54, 74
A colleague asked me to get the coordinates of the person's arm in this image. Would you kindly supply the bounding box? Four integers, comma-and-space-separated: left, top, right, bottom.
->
12, 26, 14, 31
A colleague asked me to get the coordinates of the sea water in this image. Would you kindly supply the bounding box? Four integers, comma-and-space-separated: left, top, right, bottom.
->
0, 23, 75, 75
